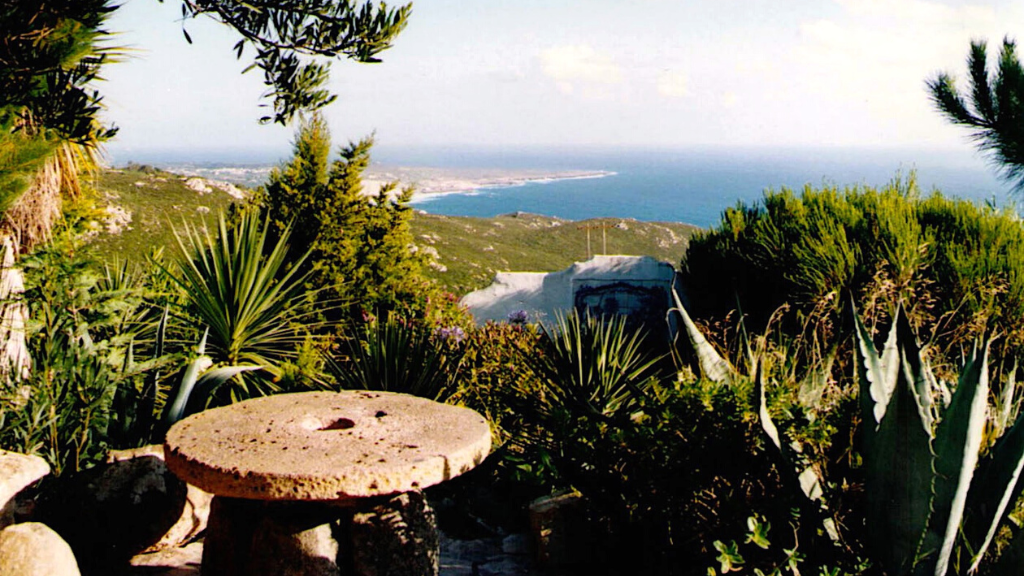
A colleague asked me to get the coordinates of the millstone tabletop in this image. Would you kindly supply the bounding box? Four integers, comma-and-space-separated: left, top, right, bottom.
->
164, 390, 491, 501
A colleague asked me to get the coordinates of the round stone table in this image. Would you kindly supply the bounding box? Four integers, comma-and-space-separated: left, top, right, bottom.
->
164, 390, 491, 576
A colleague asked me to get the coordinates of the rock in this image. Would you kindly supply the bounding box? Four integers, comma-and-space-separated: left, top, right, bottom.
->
349, 491, 439, 576
438, 532, 539, 576
501, 533, 530, 555
36, 455, 188, 569
183, 178, 211, 194
107, 445, 213, 553
0, 522, 80, 576
0, 450, 49, 529
202, 497, 342, 576
528, 491, 593, 569
130, 541, 203, 576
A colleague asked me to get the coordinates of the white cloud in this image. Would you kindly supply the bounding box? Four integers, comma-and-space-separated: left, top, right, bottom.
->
785, 0, 1009, 144
539, 44, 623, 95
656, 70, 690, 98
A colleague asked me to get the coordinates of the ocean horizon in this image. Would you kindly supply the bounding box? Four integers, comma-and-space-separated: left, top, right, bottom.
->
109, 145, 1018, 229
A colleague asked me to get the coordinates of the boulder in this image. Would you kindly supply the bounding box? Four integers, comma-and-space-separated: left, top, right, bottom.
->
0, 450, 49, 529
528, 491, 594, 569
129, 541, 203, 575
0, 522, 80, 576
36, 454, 188, 569
348, 491, 439, 576
107, 445, 213, 552
438, 533, 538, 576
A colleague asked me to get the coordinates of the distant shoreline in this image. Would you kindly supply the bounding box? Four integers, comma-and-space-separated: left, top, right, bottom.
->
147, 162, 617, 201
401, 170, 617, 202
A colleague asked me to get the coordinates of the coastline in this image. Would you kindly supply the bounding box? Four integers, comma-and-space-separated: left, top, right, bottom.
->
391, 170, 616, 202
150, 162, 616, 202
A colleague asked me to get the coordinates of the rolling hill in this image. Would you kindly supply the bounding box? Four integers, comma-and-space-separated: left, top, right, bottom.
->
88, 167, 699, 295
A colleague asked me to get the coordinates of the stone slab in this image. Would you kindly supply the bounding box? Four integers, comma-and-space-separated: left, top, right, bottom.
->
165, 391, 491, 501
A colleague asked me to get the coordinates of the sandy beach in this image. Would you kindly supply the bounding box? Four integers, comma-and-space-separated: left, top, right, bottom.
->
362, 166, 615, 199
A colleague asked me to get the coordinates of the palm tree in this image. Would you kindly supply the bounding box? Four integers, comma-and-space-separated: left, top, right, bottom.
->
927, 38, 1024, 191
0, 0, 121, 251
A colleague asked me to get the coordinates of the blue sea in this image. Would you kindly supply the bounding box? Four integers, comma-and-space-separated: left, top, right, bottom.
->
121, 145, 1017, 229
387, 146, 1016, 229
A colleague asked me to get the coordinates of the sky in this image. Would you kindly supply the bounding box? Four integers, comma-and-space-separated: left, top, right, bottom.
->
101, 0, 1024, 162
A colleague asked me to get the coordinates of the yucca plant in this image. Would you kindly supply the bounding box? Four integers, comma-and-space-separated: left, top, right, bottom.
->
328, 313, 464, 401
525, 311, 663, 422
160, 329, 261, 426
162, 209, 324, 399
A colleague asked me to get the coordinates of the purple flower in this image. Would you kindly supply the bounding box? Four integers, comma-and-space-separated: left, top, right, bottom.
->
434, 325, 466, 343
507, 309, 528, 325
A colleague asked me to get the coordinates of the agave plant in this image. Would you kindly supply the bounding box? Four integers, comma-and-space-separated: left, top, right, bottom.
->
673, 288, 1024, 574
671, 289, 832, 520
849, 305, 1024, 576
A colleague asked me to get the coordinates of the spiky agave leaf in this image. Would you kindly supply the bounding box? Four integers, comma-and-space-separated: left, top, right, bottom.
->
919, 342, 989, 576
670, 287, 734, 383
995, 360, 1019, 437
962, 359, 1024, 573
852, 302, 901, 437
865, 343, 935, 576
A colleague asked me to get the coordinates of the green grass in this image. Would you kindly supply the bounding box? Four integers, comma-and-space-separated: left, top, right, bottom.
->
89, 168, 699, 295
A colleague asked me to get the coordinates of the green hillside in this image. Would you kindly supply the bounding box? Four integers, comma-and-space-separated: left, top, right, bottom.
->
88, 168, 698, 295
412, 212, 697, 294
87, 165, 239, 258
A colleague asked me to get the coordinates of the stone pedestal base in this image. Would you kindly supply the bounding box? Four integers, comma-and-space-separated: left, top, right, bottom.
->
203, 492, 438, 576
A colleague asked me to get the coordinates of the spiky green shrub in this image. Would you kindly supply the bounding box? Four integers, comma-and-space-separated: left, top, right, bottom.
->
846, 306, 1024, 576
714, 299, 1024, 576
328, 313, 465, 401
162, 209, 325, 401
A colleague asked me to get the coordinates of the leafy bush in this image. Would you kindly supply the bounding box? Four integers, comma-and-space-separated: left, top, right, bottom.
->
681, 175, 1024, 367
0, 236, 160, 474
496, 311, 848, 574
451, 321, 543, 447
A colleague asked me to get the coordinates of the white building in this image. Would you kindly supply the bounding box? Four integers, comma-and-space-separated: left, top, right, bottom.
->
461, 255, 678, 337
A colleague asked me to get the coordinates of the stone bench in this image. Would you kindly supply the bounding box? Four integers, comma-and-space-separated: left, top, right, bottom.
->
164, 390, 491, 576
